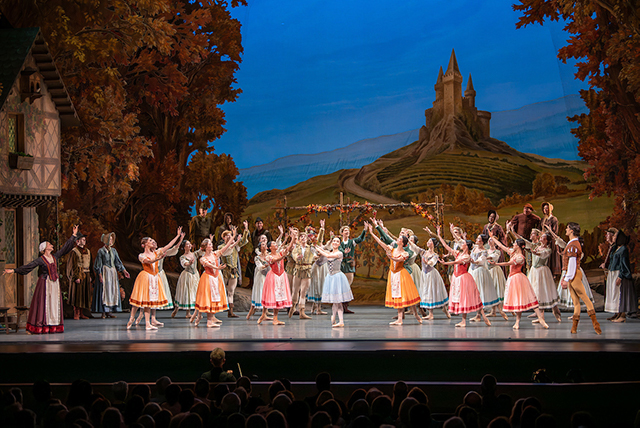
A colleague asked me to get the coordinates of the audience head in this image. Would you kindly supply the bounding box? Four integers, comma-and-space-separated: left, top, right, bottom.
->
481, 374, 497, 397
487, 416, 511, 428
371, 395, 392, 419
409, 403, 431, 428
535, 413, 557, 428
102, 407, 125, 428
315, 372, 331, 392
136, 414, 155, 428
226, 412, 245, 428
407, 387, 428, 405
236, 376, 252, 394
178, 389, 195, 413
365, 387, 383, 405
464, 391, 482, 411
351, 398, 370, 419
164, 384, 181, 405
321, 399, 342, 425
178, 412, 203, 428
443, 416, 467, 428
286, 400, 311, 428
132, 384, 152, 404
246, 414, 267, 428
32, 380, 52, 403
268, 380, 286, 403
266, 410, 287, 428
315, 390, 334, 408
112, 381, 128, 402
194, 378, 209, 400
348, 388, 367, 409
143, 402, 161, 416
272, 393, 292, 414
153, 409, 172, 428
220, 392, 241, 415
570, 411, 595, 428
209, 348, 226, 368
212, 383, 229, 406
521, 405, 542, 428
398, 397, 419, 427
310, 410, 331, 428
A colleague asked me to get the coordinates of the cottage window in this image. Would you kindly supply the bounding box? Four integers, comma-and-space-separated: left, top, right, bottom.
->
7, 113, 25, 153
4, 209, 16, 267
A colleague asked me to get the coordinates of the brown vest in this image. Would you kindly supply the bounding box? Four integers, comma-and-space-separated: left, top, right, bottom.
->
561, 239, 582, 271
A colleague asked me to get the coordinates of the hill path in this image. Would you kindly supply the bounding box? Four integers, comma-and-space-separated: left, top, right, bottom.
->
340, 171, 400, 204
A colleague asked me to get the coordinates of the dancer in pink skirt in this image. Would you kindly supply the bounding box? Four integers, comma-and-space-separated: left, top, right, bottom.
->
488, 236, 549, 330
435, 226, 491, 328
258, 231, 296, 325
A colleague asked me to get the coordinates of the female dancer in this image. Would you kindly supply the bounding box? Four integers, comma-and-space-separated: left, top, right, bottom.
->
171, 240, 200, 319
435, 226, 490, 328
192, 227, 238, 327
366, 222, 422, 325
246, 237, 270, 320
92, 232, 130, 318
609, 231, 637, 322
259, 232, 296, 325
4, 226, 79, 334
510, 227, 562, 323
128, 227, 183, 330
308, 220, 328, 315
488, 236, 549, 330
409, 235, 450, 320
544, 225, 595, 317
486, 237, 507, 318
315, 237, 354, 327
469, 234, 502, 321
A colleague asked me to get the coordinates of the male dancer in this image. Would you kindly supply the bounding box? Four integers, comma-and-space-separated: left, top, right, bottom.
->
219, 220, 250, 317
561, 222, 601, 335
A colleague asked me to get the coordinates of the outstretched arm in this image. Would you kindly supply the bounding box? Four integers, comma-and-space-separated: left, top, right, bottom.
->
489, 236, 510, 254
434, 226, 455, 255
158, 227, 184, 255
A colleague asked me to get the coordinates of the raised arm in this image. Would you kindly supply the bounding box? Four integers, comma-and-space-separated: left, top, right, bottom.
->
408, 240, 425, 256
367, 223, 391, 251
434, 226, 455, 255
217, 226, 239, 255
158, 227, 184, 255
489, 236, 510, 254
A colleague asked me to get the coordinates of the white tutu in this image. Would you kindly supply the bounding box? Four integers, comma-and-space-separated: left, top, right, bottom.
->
321, 272, 353, 303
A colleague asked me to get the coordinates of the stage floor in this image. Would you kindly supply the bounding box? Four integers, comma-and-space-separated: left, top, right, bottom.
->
1, 306, 639, 354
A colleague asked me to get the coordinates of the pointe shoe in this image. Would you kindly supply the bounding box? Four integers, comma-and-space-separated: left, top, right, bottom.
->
389, 320, 402, 326
612, 316, 626, 323
444, 309, 451, 319
171, 309, 178, 318
189, 313, 197, 323
273, 319, 285, 325
332, 323, 344, 328
152, 320, 164, 327
532, 319, 540, 324
512, 323, 520, 330
135, 316, 142, 326
470, 316, 481, 322
331, 315, 335, 325
207, 321, 220, 328
299, 310, 312, 320
194, 315, 202, 326
146, 324, 158, 330
554, 312, 562, 323
501, 312, 509, 321
288, 305, 296, 318
213, 318, 223, 324
422, 315, 434, 320
486, 312, 497, 317
539, 318, 549, 329
455, 321, 466, 328
126, 319, 134, 329
257, 316, 265, 325
527, 313, 537, 318
483, 316, 491, 326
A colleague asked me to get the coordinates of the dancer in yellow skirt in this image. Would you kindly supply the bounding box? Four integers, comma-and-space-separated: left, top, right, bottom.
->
191, 226, 239, 328
366, 222, 422, 325
128, 227, 184, 330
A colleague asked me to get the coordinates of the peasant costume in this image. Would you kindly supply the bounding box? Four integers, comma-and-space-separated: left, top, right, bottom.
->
413, 248, 448, 309
92, 238, 126, 313
503, 254, 539, 312
609, 245, 637, 314
251, 254, 270, 309
448, 253, 483, 314
156, 246, 178, 309
261, 253, 293, 309
174, 252, 199, 310
129, 251, 170, 309
321, 252, 354, 304
384, 252, 421, 309
487, 249, 506, 302
470, 249, 500, 309
13, 235, 77, 334
528, 246, 559, 309
194, 253, 228, 313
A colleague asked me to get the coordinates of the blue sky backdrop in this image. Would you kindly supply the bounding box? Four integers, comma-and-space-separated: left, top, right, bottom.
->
215, 0, 588, 173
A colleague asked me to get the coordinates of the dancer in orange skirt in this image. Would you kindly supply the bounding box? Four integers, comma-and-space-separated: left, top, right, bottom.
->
488, 236, 549, 330
435, 226, 491, 328
128, 227, 184, 330
366, 222, 422, 325
192, 226, 239, 328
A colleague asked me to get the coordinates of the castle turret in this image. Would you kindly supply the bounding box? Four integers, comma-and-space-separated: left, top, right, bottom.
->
442, 49, 462, 118
434, 66, 444, 103
464, 74, 476, 108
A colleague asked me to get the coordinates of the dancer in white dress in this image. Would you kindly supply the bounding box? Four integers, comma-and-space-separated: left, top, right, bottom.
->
171, 240, 200, 318
486, 238, 507, 318
247, 239, 270, 320
409, 236, 450, 320
308, 220, 329, 315
315, 237, 354, 327
469, 234, 502, 322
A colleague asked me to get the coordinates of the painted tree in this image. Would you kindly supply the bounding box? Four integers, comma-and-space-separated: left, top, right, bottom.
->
1, 0, 247, 258
514, 1, 640, 239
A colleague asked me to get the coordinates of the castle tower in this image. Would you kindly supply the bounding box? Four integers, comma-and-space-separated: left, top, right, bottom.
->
434, 66, 444, 105
464, 74, 476, 108
442, 49, 463, 118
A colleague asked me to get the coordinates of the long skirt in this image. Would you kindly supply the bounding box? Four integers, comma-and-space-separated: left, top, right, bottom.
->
409, 262, 422, 299
262, 271, 293, 309
92, 266, 122, 313
618, 277, 638, 314
174, 271, 199, 310
557, 268, 594, 310
321, 272, 354, 304
27, 277, 64, 334
503, 273, 539, 312
449, 272, 483, 314
419, 269, 449, 309
470, 267, 500, 308
385, 269, 421, 309
130, 271, 169, 309
194, 272, 228, 313
604, 270, 620, 313
251, 269, 268, 309
157, 271, 174, 309
489, 266, 506, 302
308, 263, 328, 303
528, 266, 558, 309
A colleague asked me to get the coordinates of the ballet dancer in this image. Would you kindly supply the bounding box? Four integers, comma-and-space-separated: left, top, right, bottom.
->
259, 231, 296, 325
315, 237, 355, 327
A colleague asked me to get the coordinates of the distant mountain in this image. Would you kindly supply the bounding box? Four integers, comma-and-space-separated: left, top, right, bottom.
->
239, 95, 587, 198
238, 129, 420, 198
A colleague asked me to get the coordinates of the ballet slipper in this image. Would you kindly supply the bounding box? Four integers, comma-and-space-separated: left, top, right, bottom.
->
194, 315, 202, 327
299, 310, 312, 320
207, 321, 220, 328
455, 321, 466, 328
554, 312, 562, 323
257, 314, 266, 325
486, 312, 497, 317
146, 324, 158, 331
331, 315, 335, 325
538, 318, 549, 329
483, 315, 491, 326
389, 320, 403, 326
126, 318, 134, 329
501, 311, 509, 321
470, 315, 481, 322
273, 319, 285, 325
171, 308, 178, 318
413, 309, 422, 323
288, 305, 296, 318
135, 316, 142, 326
443, 307, 451, 319
512, 323, 520, 330
185, 313, 191, 318
152, 320, 164, 327
189, 313, 197, 323
332, 323, 344, 328
532, 319, 540, 324
527, 313, 537, 318
422, 315, 434, 320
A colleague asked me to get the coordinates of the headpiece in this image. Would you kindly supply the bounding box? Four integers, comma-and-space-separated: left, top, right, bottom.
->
101, 232, 115, 245
523, 203, 534, 211
38, 242, 47, 253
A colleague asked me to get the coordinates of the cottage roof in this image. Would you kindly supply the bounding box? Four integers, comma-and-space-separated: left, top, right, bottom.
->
0, 28, 80, 127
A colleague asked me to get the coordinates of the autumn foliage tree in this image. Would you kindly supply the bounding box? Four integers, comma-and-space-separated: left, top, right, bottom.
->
514, 1, 640, 240
1, 0, 248, 258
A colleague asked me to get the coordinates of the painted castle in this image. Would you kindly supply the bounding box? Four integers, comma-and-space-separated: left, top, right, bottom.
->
423, 49, 491, 139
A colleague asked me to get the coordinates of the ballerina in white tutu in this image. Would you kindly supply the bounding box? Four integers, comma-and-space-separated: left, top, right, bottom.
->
315, 237, 354, 328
